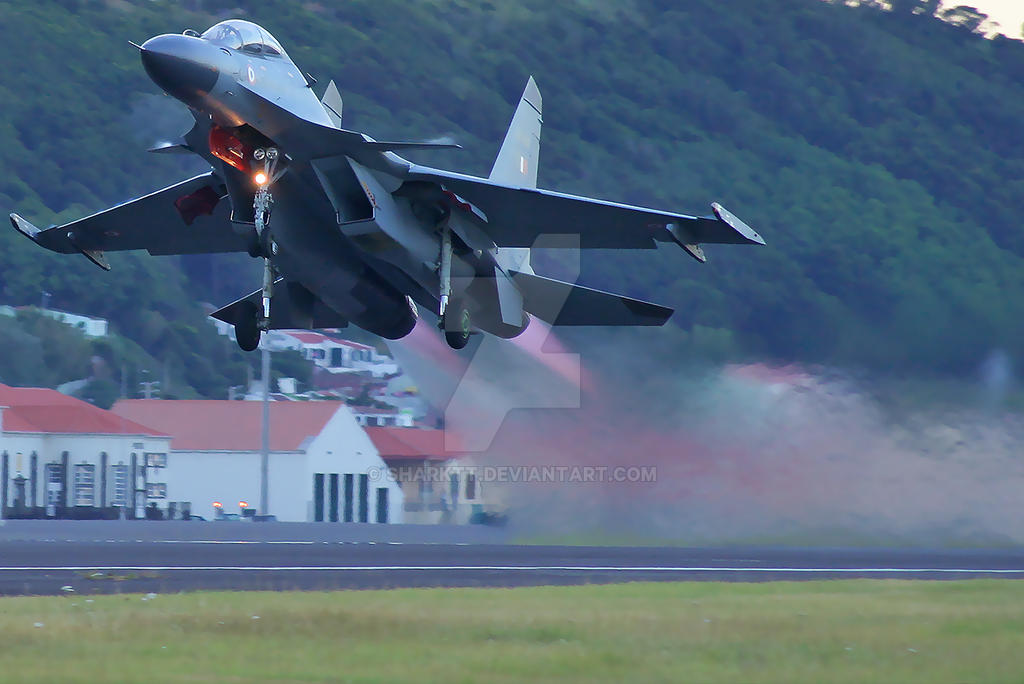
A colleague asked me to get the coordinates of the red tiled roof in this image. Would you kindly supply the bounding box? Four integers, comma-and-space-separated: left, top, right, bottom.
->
285, 331, 374, 351
285, 331, 330, 345
0, 384, 166, 436
334, 339, 374, 351
112, 399, 343, 452
365, 427, 459, 461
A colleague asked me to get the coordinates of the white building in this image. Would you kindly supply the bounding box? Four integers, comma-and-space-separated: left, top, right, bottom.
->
40, 308, 108, 337
366, 427, 495, 525
113, 400, 404, 523
0, 384, 171, 518
351, 405, 415, 428
271, 331, 399, 378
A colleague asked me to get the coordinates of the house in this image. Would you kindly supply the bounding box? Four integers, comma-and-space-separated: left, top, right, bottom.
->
113, 400, 404, 523
270, 331, 400, 378
0, 306, 108, 337
366, 427, 489, 524
40, 308, 108, 337
351, 405, 415, 428
0, 384, 171, 519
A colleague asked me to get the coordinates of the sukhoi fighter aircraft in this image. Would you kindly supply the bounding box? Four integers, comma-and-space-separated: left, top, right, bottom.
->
10, 20, 764, 351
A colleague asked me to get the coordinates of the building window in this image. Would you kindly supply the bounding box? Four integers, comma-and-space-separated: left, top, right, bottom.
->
330, 348, 343, 368
465, 473, 476, 500
450, 473, 460, 503
45, 463, 63, 507
74, 464, 95, 506
144, 452, 167, 468
112, 465, 129, 507
146, 483, 167, 499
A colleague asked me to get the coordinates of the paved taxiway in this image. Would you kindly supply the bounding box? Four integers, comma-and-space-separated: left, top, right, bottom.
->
1, 523, 1023, 595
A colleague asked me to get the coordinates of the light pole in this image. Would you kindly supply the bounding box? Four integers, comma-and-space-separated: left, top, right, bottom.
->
259, 341, 271, 517
139, 370, 159, 399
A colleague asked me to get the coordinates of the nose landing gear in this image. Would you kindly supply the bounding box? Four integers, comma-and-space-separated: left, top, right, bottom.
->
234, 147, 282, 352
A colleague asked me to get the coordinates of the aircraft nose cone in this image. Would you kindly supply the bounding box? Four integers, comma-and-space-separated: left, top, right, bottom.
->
140, 34, 219, 102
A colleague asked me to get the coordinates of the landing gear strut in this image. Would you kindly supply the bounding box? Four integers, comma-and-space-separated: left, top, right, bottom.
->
254, 180, 275, 333
436, 216, 472, 349
235, 147, 281, 352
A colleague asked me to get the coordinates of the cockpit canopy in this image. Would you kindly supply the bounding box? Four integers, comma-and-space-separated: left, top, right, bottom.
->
201, 20, 286, 57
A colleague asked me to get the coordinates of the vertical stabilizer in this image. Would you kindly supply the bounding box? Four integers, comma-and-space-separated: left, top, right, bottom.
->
321, 80, 344, 128
489, 76, 542, 188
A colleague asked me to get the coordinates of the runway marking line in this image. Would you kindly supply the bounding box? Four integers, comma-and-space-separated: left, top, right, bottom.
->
152, 540, 318, 545
0, 566, 1023, 574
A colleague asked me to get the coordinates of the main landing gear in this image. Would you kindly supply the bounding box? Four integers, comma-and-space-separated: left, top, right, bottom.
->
236, 147, 281, 353
436, 215, 472, 350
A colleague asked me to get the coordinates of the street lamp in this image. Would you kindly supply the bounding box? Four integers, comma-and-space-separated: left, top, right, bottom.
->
259, 341, 271, 518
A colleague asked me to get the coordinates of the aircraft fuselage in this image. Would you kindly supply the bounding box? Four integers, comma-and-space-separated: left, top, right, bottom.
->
141, 24, 450, 340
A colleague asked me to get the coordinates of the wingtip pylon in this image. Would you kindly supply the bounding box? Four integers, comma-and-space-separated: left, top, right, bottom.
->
9, 213, 41, 241
712, 202, 765, 246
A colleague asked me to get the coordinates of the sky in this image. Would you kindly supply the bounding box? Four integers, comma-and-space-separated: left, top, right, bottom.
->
944, 0, 1024, 37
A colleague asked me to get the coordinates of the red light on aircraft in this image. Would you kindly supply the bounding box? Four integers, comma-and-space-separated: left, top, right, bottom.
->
208, 126, 251, 173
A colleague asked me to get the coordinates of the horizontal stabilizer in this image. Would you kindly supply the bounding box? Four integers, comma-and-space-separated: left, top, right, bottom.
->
511, 270, 673, 326
210, 279, 348, 331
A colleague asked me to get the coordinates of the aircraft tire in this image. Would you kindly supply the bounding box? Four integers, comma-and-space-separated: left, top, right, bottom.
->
443, 306, 472, 350
235, 303, 261, 352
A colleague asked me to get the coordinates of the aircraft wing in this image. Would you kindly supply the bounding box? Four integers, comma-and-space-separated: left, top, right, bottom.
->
403, 166, 764, 259
9, 172, 246, 270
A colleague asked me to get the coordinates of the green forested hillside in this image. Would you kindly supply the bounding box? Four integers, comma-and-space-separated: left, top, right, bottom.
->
0, 0, 1022, 391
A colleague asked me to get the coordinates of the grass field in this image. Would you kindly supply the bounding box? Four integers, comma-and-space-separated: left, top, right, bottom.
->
1, 580, 1023, 683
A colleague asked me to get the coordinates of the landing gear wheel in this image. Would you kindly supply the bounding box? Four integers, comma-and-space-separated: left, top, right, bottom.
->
443, 306, 472, 350
235, 302, 261, 352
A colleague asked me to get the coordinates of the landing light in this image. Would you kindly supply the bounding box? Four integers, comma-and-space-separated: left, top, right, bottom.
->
253, 171, 268, 186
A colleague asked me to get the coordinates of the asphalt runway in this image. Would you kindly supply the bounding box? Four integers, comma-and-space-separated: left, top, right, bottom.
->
1, 523, 1024, 595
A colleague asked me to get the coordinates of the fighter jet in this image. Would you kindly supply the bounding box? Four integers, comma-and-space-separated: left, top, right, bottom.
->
9, 19, 764, 351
